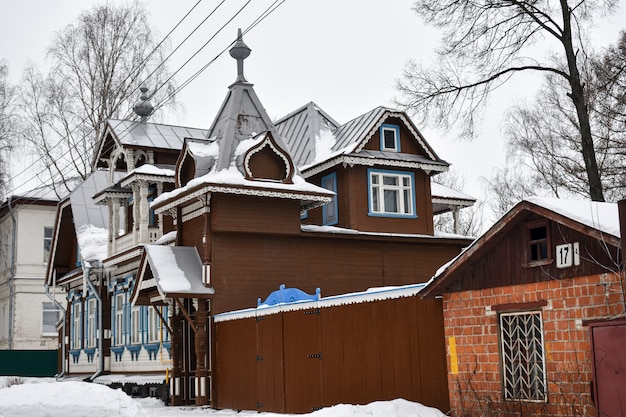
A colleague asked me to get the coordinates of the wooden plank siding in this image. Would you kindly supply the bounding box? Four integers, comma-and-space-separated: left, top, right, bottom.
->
445, 213, 621, 293
213, 317, 257, 410
305, 165, 434, 235
209, 231, 466, 315
213, 295, 449, 414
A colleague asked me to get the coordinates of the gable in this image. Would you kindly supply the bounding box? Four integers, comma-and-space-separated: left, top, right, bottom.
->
243, 132, 294, 183
422, 199, 621, 297
361, 116, 430, 157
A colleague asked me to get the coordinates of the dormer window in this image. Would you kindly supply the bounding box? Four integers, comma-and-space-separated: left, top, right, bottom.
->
380, 124, 401, 152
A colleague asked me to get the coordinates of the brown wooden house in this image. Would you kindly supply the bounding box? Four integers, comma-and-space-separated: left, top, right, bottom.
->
45, 31, 475, 410
421, 197, 626, 417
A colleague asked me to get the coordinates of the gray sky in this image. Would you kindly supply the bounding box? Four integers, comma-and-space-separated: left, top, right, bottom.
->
2, 0, 625, 213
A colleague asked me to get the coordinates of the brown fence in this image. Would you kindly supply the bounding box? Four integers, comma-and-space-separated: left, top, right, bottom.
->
213, 293, 449, 414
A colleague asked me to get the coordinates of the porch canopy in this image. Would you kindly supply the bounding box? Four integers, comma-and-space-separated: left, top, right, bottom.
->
131, 245, 214, 306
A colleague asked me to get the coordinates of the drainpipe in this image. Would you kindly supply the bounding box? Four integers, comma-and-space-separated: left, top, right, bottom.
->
83, 264, 104, 382
7, 196, 16, 350
44, 274, 67, 378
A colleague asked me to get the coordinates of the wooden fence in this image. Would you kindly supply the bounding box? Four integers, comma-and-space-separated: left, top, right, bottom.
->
213, 287, 449, 414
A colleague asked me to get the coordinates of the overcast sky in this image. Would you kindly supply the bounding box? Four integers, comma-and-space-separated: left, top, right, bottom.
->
2, 0, 625, 213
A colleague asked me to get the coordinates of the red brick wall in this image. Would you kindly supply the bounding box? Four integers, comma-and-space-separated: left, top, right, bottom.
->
443, 272, 625, 417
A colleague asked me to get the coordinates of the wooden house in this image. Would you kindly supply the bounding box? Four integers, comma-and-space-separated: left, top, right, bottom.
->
421, 197, 626, 417
45, 31, 474, 409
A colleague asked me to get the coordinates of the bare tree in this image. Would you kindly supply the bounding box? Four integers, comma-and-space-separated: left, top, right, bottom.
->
432, 169, 485, 236
0, 60, 17, 199
485, 30, 626, 215
18, 2, 177, 196
396, 0, 617, 202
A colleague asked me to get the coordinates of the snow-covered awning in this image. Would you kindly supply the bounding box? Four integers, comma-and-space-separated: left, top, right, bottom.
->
131, 245, 214, 305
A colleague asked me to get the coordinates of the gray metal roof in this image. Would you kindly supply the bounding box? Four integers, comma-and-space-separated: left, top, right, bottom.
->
69, 170, 113, 230
274, 102, 340, 166
107, 119, 209, 151
331, 107, 390, 154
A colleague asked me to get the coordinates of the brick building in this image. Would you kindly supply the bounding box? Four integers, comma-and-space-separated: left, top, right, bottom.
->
422, 197, 625, 417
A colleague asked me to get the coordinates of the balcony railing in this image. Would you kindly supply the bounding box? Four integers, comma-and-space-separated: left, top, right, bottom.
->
115, 227, 161, 253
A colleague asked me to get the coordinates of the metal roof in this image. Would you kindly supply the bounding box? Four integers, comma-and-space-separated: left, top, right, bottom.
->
107, 119, 209, 151
274, 102, 340, 166
68, 170, 113, 230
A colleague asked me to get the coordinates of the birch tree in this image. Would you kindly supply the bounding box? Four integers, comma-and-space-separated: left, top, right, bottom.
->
19, 2, 177, 195
0, 61, 17, 199
397, 0, 617, 202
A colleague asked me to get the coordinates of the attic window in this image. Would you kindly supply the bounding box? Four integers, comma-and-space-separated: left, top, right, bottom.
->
526, 220, 551, 265
380, 124, 401, 152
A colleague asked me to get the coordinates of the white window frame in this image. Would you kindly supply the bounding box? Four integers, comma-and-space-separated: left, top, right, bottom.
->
42, 302, 59, 336
499, 310, 547, 402
114, 293, 125, 346
86, 298, 97, 348
380, 123, 401, 152
43, 226, 53, 264
368, 169, 416, 218
72, 302, 82, 350
147, 306, 160, 343
131, 306, 141, 345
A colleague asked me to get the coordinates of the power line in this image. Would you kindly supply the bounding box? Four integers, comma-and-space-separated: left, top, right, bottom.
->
7, 0, 291, 201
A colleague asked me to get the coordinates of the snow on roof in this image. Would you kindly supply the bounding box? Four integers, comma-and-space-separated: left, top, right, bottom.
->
143, 245, 214, 296
132, 164, 175, 177
152, 162, 333, 209
301, 224, 472, 240
527, 196, 620, 237
424, 197, 621, 292
431, 182, 476, 202
77, 224, 108, 266
214, 282, 427, 322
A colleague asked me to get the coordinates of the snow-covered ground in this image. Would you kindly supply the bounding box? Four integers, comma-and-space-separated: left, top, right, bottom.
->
0, 377, 446, 417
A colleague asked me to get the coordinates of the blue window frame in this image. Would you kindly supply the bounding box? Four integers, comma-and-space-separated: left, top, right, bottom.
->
380, 124, 401, 152
367, 168, 416, 218
321, 172, 338, 225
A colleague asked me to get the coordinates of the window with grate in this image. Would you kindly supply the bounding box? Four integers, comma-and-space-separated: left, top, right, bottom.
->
499, 311, 547, 402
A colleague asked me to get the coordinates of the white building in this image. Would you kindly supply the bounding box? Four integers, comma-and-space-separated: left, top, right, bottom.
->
0, 186, 66, 351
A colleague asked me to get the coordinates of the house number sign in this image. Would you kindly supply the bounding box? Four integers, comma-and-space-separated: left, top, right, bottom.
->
555, 242, 580, 269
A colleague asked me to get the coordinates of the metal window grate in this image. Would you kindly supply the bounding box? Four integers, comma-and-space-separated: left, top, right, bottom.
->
500, 311, 547, 402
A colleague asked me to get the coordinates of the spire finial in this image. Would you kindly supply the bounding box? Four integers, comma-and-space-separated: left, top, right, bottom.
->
229, 28, 251, 83
133, 83, 154, 122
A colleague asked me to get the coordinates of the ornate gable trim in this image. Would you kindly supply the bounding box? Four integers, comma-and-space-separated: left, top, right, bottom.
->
243, 131, 295, 184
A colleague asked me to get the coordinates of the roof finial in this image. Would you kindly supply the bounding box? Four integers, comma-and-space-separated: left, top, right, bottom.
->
229, 28, 251, 83
133, 83, 154, 122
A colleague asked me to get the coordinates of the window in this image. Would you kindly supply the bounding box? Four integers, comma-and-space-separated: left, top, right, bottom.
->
72, 302, 82, 350
147, 306, 163, 343
43, 227, 53, 263
526, 221, 550, 264
86, 298, 97, 348
499, 311, 547, 402
380, 124, 401, 152
42, 302, 59, 336
321, 172, 338, 225
368, 169, 416, 217
114, 293, 125, 346
131, 306, 141, 345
